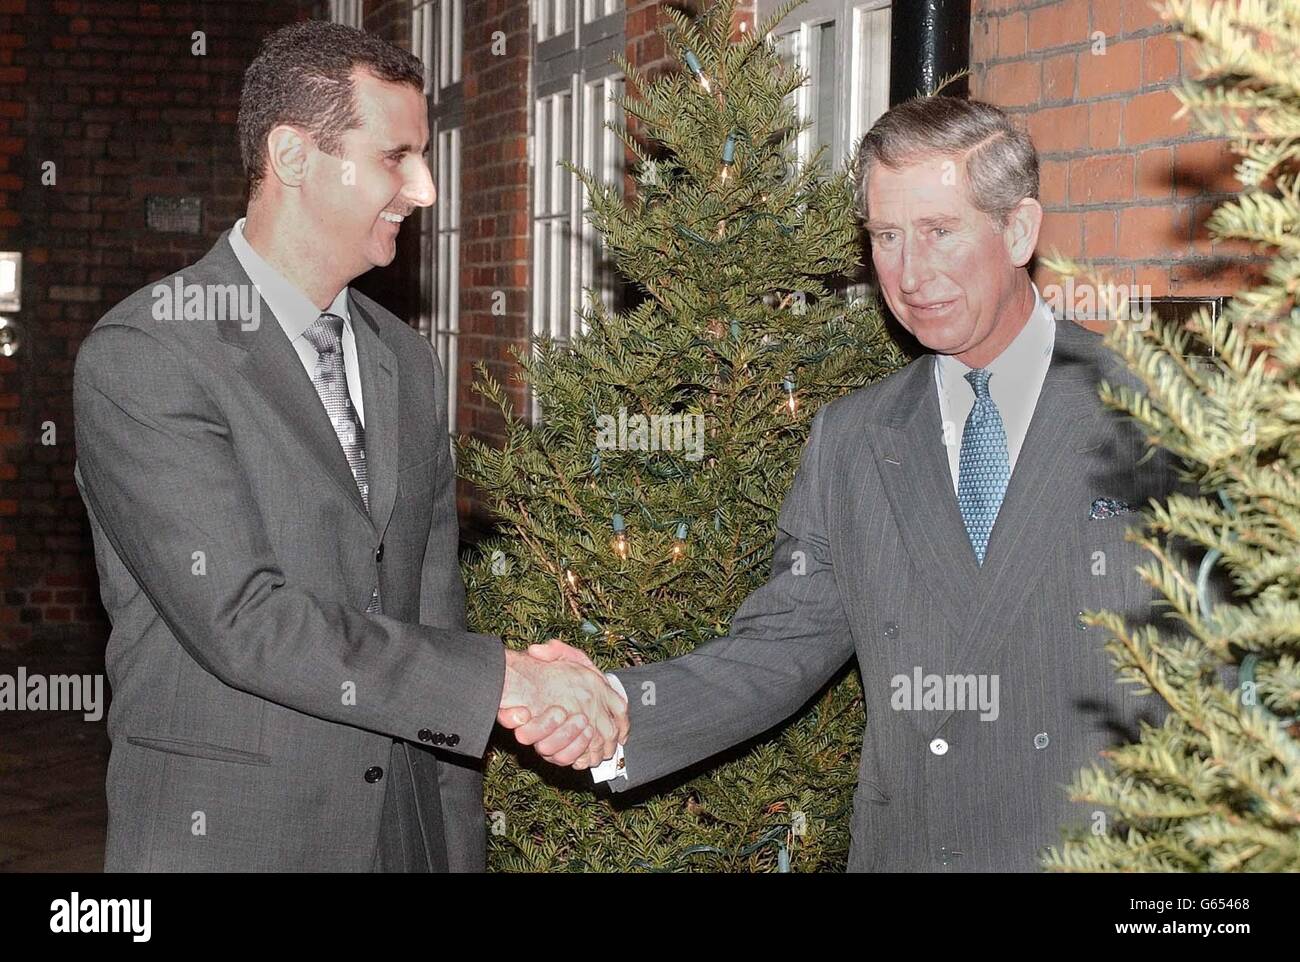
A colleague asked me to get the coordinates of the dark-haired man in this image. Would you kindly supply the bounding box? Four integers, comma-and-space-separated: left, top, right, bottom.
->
74, 20, 626, 872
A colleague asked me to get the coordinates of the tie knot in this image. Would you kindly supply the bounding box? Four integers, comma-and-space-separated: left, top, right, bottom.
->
303, 313, 345, 355
964, 367, 993, 401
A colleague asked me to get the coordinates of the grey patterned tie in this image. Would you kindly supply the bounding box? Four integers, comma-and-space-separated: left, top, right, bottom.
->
303, 313, 380, 613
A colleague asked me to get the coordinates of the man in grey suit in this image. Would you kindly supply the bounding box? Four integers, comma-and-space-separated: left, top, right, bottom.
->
74, 22, 627, 872
503, 97, 1185, 871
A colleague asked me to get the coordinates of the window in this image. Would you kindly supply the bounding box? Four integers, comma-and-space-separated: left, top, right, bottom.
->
763, 0, 891, 296
413, 0, 464, 429
530, 0, 625, 420
765, 0, 892, 169
323, 0, 364, 28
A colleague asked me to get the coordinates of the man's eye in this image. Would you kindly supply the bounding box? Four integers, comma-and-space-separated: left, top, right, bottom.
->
933, 227, 950, 237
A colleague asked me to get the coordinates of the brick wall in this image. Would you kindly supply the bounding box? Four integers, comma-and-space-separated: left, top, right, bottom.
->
455, 0, 531, 466
971, 0, 1265, 300
0, 0, 306, 648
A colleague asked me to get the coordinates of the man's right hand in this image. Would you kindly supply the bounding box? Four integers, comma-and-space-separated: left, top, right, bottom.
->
497, 645, 628, 769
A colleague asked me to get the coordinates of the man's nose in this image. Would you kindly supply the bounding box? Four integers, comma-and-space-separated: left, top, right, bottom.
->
406, 159, 436, 208
898, 234, 931, 293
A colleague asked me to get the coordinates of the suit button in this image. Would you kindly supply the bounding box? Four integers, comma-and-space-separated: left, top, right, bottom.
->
1075, 610, 1089, 630
432, 732, 446, 745
883, 622, 900, 638
929, 737, 949, 756
937, 846, 963, 865
375, 543, 384, 562
1033, 731, 1050, 750
446, 733, 460, 747
418, 729, 433, 742
364, 766, 384, 783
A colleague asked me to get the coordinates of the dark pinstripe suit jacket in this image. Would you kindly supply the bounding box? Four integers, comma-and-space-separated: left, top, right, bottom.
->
608, 317, 1186, 872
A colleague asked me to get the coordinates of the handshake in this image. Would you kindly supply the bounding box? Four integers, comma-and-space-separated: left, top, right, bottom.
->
496, 640, 628, 770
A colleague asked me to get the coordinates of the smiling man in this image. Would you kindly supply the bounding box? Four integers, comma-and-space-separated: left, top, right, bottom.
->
504, 96, 1186, 872
73, 21, 627, 872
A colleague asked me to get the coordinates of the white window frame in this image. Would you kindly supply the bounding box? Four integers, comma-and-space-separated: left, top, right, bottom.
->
762, 0, 892, 170
529, 1, 625, 422
413, 0, 464, 431
324, 0, 364, 28
762, 0, 891, 298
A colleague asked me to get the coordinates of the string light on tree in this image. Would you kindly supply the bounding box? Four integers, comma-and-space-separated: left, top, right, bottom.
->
718, 132, 737, 183
782, 375, 798, 416
683, 50, 711, 93
610, 513, 629, 560
670, 522, 688, 562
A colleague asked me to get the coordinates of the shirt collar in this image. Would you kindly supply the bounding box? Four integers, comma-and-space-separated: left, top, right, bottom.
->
936, 282, 1055, 387
228, 217, 351, 342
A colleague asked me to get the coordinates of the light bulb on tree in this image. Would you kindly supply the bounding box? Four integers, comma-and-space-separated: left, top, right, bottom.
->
670, 522, 688, 562
683, 50, 711, 93
610, 513, 629, 560
783, 376, 798, 416
718, 132, 737, 183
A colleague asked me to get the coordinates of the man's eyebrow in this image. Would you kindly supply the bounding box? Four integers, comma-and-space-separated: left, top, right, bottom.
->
864, 215, 960, 232
383, 140, 431, 156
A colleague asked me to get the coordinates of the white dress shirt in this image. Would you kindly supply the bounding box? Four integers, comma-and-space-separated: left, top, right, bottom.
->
227, 217, 365, 427
592, 284, 1058, 783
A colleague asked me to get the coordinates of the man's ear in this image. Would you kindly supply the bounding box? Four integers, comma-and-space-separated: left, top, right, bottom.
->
1003, 197, 1043, 268
264, 124, 311, 190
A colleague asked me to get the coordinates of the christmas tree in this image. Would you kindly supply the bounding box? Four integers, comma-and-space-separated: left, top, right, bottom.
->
1043, 0, 1300, 872
459, 0, 904, 871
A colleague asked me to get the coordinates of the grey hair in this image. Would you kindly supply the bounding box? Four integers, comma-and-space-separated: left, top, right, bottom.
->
853, 97, 1039, 228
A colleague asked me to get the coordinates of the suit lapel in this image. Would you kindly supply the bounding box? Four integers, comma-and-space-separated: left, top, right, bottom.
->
351, 296, 399, 541
204, 233, 372, 525
931, 320, 1108, 730
869, 357, 981, 642
863, 320, 1111, 734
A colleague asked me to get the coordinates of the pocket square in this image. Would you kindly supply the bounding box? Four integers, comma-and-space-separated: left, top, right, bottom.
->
1089, 497, 1134, 521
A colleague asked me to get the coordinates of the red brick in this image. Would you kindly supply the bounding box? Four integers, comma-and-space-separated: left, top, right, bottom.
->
1143, 33, 1181, 85
1118, 204, 1188, 258
1039, 159, 1068, 207
1083, 210, 1117, 258
1029, 103, 1088, 153
985, 59, 1040, 108
1038, 210, 1083, 259
1041, 51, 1076, 102
1126, 1, 1171, 33
1079, 39, 1141, 98
1027, 0, 1090, 50
996, 13, 1027, 59
1136, 146, 1174, 198
1088, 100, 1124, 149
1070, 154, 1134, 205
1123, 89, 1189, 144
1173, 138, 1240, 197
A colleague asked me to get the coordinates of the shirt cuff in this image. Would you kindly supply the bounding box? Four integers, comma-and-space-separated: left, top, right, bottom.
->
591, 672, 628, 784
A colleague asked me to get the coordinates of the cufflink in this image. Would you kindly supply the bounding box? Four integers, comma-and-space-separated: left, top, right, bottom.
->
1089, 497, 1134, 520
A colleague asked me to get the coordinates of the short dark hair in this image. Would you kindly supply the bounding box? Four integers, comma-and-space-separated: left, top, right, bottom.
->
237, 20, 425, 198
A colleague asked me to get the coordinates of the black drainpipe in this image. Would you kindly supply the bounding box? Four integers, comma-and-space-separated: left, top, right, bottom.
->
890, 0, 971, 104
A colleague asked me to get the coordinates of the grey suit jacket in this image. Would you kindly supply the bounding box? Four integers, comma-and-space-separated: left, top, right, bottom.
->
608, 317, 1190, 872
73, 233, 504, 871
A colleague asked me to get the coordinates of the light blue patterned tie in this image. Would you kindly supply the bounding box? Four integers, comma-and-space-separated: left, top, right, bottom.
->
957, 368, 1010, 565
303, 313, 380, 613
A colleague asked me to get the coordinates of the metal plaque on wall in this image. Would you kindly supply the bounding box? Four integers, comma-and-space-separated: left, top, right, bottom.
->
146, 196, 203, 234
